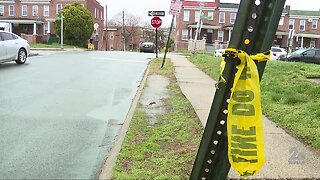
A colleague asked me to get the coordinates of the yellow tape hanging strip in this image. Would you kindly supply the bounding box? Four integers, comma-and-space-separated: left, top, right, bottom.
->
221, 48, 270, 176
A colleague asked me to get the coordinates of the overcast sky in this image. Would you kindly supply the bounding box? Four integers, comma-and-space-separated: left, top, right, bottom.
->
101, 0, 320, 27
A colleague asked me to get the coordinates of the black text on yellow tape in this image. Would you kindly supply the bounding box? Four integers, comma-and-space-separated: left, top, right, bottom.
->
222, 49, 269, 176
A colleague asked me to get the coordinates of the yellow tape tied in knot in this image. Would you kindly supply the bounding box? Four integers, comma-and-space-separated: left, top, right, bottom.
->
220, 48, 270, 176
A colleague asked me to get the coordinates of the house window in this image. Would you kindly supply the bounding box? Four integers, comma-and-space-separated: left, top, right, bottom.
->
279, 17, 284, 25
310, 41, 316, 48
22, 5, 27, 16
81, 4, 84, 7
56, 4, 62, 14
32, 5, 38, 16
219, 12, 225, 23
110, 44, 113, 51
195, 11, 200, 21
312, 19, 318, 29
44, 5, 49, 17
183, 10, 190, 21
218, 30, 224, 42
44, 24, 48, 35
299, 20, 306, 31
9, 5, 14, 16
95, 8, 97, 18
230, 13, 236, 24
0, 5, 4, 15
101, 11, 103, 19
182, 29, 188, 40
208, 11, 214, 20
289, 19, 294, 30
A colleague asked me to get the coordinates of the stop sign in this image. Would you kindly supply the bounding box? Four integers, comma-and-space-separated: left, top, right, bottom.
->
151, 16, 162, 29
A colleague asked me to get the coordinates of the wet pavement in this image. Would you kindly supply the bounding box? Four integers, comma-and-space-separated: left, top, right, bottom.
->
0, 51, 153, 179
139, 74, 170, 126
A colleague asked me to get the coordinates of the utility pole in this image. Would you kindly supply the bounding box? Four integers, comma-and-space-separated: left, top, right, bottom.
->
192, 2, 204, 54
60, 12, 64, 50
122, 11, 125, 51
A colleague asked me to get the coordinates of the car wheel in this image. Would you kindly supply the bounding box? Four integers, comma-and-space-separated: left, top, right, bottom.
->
15, 48, 27, 64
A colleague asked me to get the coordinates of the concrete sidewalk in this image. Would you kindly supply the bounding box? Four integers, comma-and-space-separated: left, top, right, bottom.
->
168, 54, 320, 179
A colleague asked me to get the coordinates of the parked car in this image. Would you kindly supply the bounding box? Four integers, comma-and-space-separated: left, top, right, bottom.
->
286, 48, 320, 64
214, 49, 225, 57
0, 31, 30, 64
270, 46, 287, 60
139, 42, 156, 53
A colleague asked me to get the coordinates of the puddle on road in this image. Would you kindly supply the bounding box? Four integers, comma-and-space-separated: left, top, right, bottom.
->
140, 74, 170, 127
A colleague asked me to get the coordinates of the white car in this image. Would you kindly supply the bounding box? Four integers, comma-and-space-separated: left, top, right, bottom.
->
270, 46, 287, 60
0, 31, 30, 64
214, 49, 226, 57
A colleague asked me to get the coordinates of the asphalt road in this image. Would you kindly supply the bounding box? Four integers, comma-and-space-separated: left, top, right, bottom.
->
0, 51, 153, 179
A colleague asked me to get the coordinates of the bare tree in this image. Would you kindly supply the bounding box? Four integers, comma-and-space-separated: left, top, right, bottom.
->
111, 11, 143, 50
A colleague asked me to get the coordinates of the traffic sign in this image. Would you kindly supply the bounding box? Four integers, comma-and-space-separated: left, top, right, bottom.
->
151, 16, 162, 29
148, 11, 165, 17
169, 0, 182, 15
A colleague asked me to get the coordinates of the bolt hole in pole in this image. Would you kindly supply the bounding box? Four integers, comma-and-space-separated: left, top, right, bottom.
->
248, 26, 254, 33
252, 13, 257, 19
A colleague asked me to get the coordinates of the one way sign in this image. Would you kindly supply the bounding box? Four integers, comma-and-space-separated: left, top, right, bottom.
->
148, 11, 165, 17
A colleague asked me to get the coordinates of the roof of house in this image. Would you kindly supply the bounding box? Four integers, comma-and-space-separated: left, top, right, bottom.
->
219, 3, 239, 9
0, 17, 43, 24
183, 1, 217, 8
290, 10, 320, 17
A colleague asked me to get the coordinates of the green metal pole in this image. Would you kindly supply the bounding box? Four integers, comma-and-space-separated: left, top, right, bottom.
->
190, 0, 286, 179
161, 15, 175, 68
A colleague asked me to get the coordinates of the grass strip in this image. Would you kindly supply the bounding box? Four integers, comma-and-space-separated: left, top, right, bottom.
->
190, 54, 320, 149
112, 59, 203, 179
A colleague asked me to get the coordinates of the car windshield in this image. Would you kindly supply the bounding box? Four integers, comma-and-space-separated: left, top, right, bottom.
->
292, 49, 307, 55
142, 42, 154, 45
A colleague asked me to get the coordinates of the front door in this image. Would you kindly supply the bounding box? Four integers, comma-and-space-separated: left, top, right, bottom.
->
206, 33, 213, 43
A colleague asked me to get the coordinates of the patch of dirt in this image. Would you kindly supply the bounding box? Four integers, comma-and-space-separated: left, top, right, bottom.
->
120, 157, 135, 172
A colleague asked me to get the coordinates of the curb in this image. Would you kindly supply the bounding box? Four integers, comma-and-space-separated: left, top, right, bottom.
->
98, 63, 150, 180
30, 48, 86, 51
29, 53, 39, 57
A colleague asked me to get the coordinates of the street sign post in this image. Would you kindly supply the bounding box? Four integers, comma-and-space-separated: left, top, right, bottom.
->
151, 16, 162, 58
190, 0, 286, 179
148, 11, 165, 17
162, 0, 182, 68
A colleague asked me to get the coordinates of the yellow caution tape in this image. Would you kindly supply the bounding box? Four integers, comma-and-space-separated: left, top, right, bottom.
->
221, 48, 270, 176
